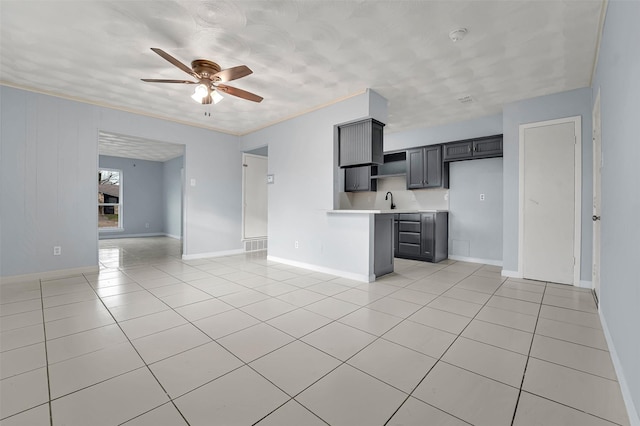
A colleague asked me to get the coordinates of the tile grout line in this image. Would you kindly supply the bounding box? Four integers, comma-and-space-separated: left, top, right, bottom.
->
509, 281, 549, 426
80, 274, 193, 426
382, 271, 511, 425
38, 278, 54, 426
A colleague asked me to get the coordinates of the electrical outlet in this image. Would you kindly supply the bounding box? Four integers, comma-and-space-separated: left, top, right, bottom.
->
480, 194, 485, 201
145, 223, 150, 229
53, 246, 61, 256
295, 240, 299, 249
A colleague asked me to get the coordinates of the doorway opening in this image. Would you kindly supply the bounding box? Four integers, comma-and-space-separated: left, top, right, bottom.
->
242, 146, 268, 252
97, 131, 186, 261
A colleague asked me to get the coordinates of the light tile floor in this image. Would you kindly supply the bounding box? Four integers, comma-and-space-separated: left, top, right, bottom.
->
0, 237, 630, 425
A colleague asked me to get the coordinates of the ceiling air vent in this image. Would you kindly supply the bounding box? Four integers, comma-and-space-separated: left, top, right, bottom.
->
457, 95, 474, 104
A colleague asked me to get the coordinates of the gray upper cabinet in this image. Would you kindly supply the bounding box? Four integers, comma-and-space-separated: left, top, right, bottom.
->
443, 135, 503, 162
338, 118, 385, 168
345, 165, 376, 192
406, 145, 446, 189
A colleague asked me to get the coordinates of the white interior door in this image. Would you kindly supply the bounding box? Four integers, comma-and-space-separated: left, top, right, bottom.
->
592, 90, 602, 301
520, 118, 580, 285
242, 154, 268, 240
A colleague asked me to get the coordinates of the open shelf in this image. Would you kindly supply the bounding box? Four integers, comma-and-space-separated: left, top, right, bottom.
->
371, 173, 406, 179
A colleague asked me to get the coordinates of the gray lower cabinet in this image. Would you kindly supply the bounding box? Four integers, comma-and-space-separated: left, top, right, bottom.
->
374, 214, 394, 277
407, 145, 446, 189
345, 165, 376, 192
395, 212, 448, 263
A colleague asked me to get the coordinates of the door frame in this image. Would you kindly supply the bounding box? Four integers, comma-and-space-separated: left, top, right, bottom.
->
518, 116, 582, 285
592, 88, 602, 303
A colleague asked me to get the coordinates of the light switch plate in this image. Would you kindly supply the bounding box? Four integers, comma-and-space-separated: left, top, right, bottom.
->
267, 174, 274, 184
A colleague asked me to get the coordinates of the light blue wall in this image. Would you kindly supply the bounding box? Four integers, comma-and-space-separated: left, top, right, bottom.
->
384, 113, 503, 151
591, 0, 640, 421
240, 92, 379, 275
99, 155, 164, 238
163, 156, 183, 239
449, 158, 503, 264
1, 89, 98, 276
0, 86, 241, 277
502, 87, 593, 280
383, 113, 504, 265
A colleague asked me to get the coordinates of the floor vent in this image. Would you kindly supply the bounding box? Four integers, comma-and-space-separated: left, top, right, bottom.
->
244, 239, 267, 252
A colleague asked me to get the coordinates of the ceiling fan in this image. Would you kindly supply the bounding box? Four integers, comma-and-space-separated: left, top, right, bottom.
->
141, 48, 263, 105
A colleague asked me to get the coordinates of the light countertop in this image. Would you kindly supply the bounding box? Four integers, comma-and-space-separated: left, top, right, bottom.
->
327, 209, 448, 214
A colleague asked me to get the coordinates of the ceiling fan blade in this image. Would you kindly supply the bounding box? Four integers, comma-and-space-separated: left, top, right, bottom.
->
212, 65, 252, 82
150, 48, 200, 79
141, 79, 197, 84
217, 84, 263, 103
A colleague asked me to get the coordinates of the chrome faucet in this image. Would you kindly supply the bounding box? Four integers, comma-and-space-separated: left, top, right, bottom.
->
385, 191, 396, 210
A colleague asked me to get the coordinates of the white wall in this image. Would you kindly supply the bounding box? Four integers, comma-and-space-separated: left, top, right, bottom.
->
163, 156, 183, 240
591, 0, 640, 422
0, 86, 242, 277
241, 90, 386, 277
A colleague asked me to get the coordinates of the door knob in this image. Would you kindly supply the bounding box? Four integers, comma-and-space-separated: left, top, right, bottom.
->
592, 215, 601, 221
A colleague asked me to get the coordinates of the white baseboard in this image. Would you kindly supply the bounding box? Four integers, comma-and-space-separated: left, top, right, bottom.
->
448, 255, 503, 267
164, 233, 182, 240
599, 309, 640, 426
501, 269, 522, 278
99, 232, 166, 240
182, 249, 244, 260
578, 280, 593, 289
267, 256, 374, 283
0, 265, 100, 285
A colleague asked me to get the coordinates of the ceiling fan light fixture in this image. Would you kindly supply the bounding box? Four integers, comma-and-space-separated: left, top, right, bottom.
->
191, 84, 209, 103
212, 90, 224, 104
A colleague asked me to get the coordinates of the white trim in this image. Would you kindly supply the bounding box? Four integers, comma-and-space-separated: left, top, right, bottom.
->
267, 256, 374, 283
501, 269, 523, 278
0, 266, 99, 285
0, 81, 366, 137
589, 0, 609, 86
164, 233, 182, 240
448, 255, 503, 267
99, 232, 166, 239
599, 309, 640, 426
182, 249, 244, 260
518, 116, 582, 286
578, 280, 593, 289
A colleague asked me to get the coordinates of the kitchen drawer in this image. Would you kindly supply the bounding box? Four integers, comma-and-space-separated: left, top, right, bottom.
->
399, 221, 420, 232
398, 232, 420, 244
398, 213, 421, 221
398, 243, 421, 256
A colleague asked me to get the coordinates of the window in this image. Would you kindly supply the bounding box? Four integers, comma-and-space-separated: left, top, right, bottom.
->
98, 169, 122, 229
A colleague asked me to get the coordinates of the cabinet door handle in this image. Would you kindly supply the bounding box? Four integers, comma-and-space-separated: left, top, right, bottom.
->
468, 146, 471, 153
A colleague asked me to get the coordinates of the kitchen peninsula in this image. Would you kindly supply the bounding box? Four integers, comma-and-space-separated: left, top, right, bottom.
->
327, 209, 448, 282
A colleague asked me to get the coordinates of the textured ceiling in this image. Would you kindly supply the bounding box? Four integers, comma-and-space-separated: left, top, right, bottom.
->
99, 132, 184, 162
1, 1, 604, 135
